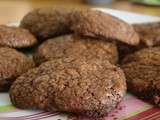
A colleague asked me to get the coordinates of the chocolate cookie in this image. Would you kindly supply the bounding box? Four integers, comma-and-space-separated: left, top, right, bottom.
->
20, 8, 72, 40
0, 25, 37, 48
121, 47, 160, 106
69, 10, 139, 46
133, 22, 160, 47
33, 35, 118, 65
10, 58, 126, 117
122, 47, 160, 64
0, 47, 35, 91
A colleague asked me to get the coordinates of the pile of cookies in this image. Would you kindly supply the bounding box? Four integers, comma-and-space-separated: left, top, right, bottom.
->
0, 7, 159, 118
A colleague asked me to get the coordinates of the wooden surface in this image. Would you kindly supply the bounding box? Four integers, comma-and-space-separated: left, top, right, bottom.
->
0, 0, 160, 24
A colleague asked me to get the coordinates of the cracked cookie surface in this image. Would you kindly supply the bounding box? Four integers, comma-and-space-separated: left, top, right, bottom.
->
0, 25, 37, 48
70, 10, 139, 46
122, 47, 160, 106
10, 57, 126, 117
0, 47, 35, 91
20, 8, 72, 40
33, 34, 118, 65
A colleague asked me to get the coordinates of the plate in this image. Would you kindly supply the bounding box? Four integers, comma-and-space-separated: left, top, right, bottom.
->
1, 8, 160, 120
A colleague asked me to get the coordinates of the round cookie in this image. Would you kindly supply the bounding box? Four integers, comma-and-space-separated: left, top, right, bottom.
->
122, 47, 160, 65
122, 47, 160, 106
20, 8, 72, 40
10, 58, 126, 117
69, 10, 139, 46
33, 35, 118, 65
0, 47, 35, 91
9, 68, 39, 108
0, 25, 37, 48
133, 22, 160, 47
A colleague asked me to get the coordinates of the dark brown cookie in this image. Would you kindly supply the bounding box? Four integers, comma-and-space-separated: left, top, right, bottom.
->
121, 47, 160, 106
133, 22, 160, 47
122, 47, 160, 64
20, 8, 72, 40
9, 68, 39, 108
69, 10, 139, 46
0, 47, 35, 91
0, 25, 37, 48
10, 58, 126, 117
118, 22, 160, 59
33, 35, 118, 65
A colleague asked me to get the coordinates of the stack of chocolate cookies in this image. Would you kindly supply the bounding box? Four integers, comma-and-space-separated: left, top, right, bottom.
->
11, 8, 132, 117
0, 7, 159, 118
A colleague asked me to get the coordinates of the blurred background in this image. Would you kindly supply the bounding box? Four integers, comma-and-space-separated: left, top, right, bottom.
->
0, 0, 160, 24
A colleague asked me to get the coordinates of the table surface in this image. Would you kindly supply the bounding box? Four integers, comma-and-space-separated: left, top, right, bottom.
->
0, 0, 160, 24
